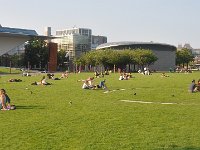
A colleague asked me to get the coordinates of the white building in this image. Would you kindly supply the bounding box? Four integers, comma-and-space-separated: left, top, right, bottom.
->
0, 25, 38, 56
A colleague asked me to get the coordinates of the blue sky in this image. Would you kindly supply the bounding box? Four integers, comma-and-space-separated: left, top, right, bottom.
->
0, 0, 200, 48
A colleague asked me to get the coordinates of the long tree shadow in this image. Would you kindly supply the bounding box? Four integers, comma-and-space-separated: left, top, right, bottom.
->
180, 147, 200, 150
156, 146, 200, 150
16, 105, 45, 110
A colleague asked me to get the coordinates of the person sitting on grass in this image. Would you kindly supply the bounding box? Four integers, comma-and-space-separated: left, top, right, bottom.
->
78, 77, 95, 88
104, 70, 109, 75
41, 76, 51, 85
0, 89, 15, 110
119, 73, 124, 80
86, 77, 95, 88
100, 72, 104, 78
94, 71, 100, 78
188, 80, 198, 93
1, 89, 11, 108
82, 80, 90, 89
119, 73, 128, 80
127, 72, 132, 78
123, 73, 128, 80
80, 77, 95, 89
0, 89, 7, 110
47, 73, 54, 79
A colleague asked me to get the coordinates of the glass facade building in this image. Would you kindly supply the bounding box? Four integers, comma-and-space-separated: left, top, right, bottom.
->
53, 28, 92, 60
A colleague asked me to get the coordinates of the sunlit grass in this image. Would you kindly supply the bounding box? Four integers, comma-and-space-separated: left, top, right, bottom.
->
0, 67, 22, 74
0, 71, 200, 149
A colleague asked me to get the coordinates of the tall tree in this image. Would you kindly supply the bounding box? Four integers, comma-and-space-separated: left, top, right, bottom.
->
176, 48, 194, 68
57, 49, 68, 70
24, 38, 48, 69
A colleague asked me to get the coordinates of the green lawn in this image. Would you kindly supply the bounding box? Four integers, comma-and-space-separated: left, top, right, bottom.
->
1, 71, 200, 150
0, 67, 22, 74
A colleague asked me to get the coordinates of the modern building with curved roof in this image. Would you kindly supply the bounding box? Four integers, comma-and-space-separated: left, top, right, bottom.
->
0, 25, 53, 56
96, 41, 177, 71
0, 25, 58, 71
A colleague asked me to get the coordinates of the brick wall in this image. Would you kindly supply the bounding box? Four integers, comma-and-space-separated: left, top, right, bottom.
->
48, 42, 57, 72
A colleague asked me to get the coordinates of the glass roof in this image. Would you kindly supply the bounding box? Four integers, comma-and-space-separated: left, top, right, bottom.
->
0, 27, 38, 36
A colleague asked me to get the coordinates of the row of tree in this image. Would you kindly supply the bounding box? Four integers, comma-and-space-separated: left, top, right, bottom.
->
74, 49, 158, 70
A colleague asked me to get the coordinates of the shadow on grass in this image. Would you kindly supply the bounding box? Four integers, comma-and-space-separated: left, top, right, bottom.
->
139, 86, 152, 89
16, 105, 45, 109
158, 145, 200, 150
180, 147, 200, 150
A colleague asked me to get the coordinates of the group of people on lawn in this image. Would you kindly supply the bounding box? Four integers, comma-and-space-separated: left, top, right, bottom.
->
80, 77, 107, 90
138, 67, 151, 75
81, 70, 133, 89
2, 68, 200, 110
1, 71, 70, 110
32, 71, 69, 85
119, 72, 132, 80
94, 70, 110, 78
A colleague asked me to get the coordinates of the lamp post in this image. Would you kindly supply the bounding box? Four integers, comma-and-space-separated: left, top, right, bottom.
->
28, 61, 30, 72
65, 51, 69, 71
9, 61, 12, 74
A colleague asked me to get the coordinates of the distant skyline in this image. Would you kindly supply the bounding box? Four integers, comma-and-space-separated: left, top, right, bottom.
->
0, 0, 200, 48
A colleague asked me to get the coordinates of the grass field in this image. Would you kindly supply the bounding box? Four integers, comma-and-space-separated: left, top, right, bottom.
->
1, 71, 200, 150
0, 67, 21, 74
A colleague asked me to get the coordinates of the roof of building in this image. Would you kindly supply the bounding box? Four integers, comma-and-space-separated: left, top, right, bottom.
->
96, 41, 176, 50
0, 26, 38, 36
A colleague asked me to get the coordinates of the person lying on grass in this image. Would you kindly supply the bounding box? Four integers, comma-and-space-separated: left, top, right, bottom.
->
47, 73, 60, 80
96, 80, 107, 90
8, 78, 22, 82
161, 73, 169, 77
31, 76, 51, 85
